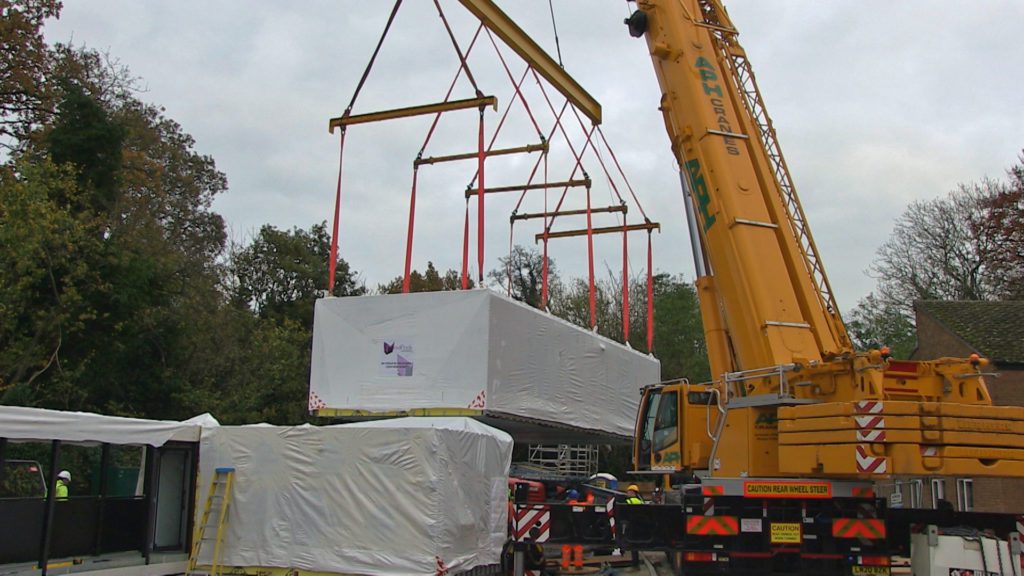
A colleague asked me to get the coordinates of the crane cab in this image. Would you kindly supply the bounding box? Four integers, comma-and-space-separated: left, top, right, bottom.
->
633, 381, 715, 476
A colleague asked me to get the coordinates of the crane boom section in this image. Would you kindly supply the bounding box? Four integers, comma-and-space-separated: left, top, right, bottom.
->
634, 0, 851, 373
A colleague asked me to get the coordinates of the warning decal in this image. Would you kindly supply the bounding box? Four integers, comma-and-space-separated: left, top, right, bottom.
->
770, 522, 802, 544
744, 481, 832, 499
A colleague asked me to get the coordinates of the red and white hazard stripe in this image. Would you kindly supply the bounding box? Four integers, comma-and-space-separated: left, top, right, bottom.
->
855, 412, 886, 442
513, 505, 550, 542
919, 446, 938, 457
606, 497, 616, 537
854, 401, 883, 414
467, 390, 486, 409
856, 445, 887, 474
856, 429, 887, 442
855, 415, 885, 430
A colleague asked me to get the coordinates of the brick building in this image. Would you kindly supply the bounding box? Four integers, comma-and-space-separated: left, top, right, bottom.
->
901, 300, 1024, 513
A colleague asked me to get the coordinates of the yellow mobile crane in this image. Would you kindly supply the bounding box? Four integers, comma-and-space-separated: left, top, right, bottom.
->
454, 1, 1024, 572
627, 0, 1024, 483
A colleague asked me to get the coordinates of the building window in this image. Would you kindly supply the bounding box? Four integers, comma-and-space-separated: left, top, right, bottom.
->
931, 478, 945, 509
956, 478, 974, 511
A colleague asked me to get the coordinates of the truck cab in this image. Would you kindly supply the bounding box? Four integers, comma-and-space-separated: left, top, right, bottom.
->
634, 382, 715, 475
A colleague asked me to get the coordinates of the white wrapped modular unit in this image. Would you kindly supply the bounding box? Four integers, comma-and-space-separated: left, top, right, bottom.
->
197, 417, 512, 576
309, 289, 660, 441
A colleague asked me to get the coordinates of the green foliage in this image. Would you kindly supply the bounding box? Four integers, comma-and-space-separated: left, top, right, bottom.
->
846, 293, 917, 358
489, 245, 560, 309
231, 222, 364, 326
983, 156, 1024, 298
47, 81, 125, 213
0, 159, 102, 405
648, 273, 710, 382
378, 261, 470, 294
855, 154, 1024, 349
0, 0, 62, 147
868, 155, 1024, 316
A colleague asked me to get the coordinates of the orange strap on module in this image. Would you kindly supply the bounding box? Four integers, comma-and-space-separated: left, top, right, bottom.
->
646, 231, 654, 351
328, 131, 347, 292
328, 0, 403, 291
622, 214, 629, 342
586, 182, 596, 329
402, 168, 419, 293
477, 108, 485, 283
461, 201, 470, 289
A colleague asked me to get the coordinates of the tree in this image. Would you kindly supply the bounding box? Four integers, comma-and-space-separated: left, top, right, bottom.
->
488, 245, 562, 309
845, 293, 917, 358
0, 46, 234, 418
647, 274, 710, 382
548, 268, 710, 383
46, 81, 125, 215
377, 262, 470, 294
225, 223, 367, 424
0, 0, 61, 150
0, 159, 101, 407
983, 156, 1024, 299
869, 160, 1024, 317
230, 222, 364, 326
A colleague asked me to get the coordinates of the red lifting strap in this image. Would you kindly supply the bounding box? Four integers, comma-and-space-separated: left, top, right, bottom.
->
586, 184, 596, 329
541, 236, 549, 309
541, 154, 550, 310
403, 168, 419, 293
647, 231, 654, 352
328, 131, 347, 291
462, 201, 470, 290
477, 109, 485, 283
329, 0, 402, 291
506, 224, 514, 297
622, 215, 629, 343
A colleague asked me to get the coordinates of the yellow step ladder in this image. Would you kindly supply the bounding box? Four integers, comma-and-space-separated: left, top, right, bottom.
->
188, 467, 235, 576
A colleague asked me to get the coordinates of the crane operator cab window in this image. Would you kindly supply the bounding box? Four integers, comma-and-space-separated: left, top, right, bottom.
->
653, 391, 679, 454
636, 389, 681, 471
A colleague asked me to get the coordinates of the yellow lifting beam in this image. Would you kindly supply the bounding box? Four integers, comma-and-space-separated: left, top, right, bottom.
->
457, 0, 602, 125
328, 95, 498, 133
511, 204, 626, 222
537, 222, 660, 241
465, 178, 590, 198
415, 142, 547, 167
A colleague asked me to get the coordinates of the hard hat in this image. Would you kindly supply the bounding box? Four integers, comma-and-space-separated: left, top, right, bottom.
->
627, 484, 640, 492
566, 489, 579, 500
57, 470, 71, 482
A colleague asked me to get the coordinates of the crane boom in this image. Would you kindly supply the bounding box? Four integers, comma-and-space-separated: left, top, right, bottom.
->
630, 0, 850, 378
627, 0, 1024, 480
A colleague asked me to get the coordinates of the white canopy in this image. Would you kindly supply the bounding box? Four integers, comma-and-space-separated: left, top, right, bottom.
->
0, 405, 206, 446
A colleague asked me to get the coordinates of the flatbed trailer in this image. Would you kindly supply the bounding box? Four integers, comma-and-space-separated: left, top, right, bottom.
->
511, 483, 1023, 575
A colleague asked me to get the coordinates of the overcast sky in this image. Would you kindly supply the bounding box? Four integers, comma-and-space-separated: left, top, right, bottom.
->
44, 1, 1023, 312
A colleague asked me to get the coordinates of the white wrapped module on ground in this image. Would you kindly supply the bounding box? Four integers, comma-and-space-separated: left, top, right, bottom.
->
197, 417, 512, 576
309, 289, 659, 439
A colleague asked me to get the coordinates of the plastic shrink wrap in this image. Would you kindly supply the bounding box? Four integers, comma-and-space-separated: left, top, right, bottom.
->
197, 417, 513, 576
309, 289, 660, 439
